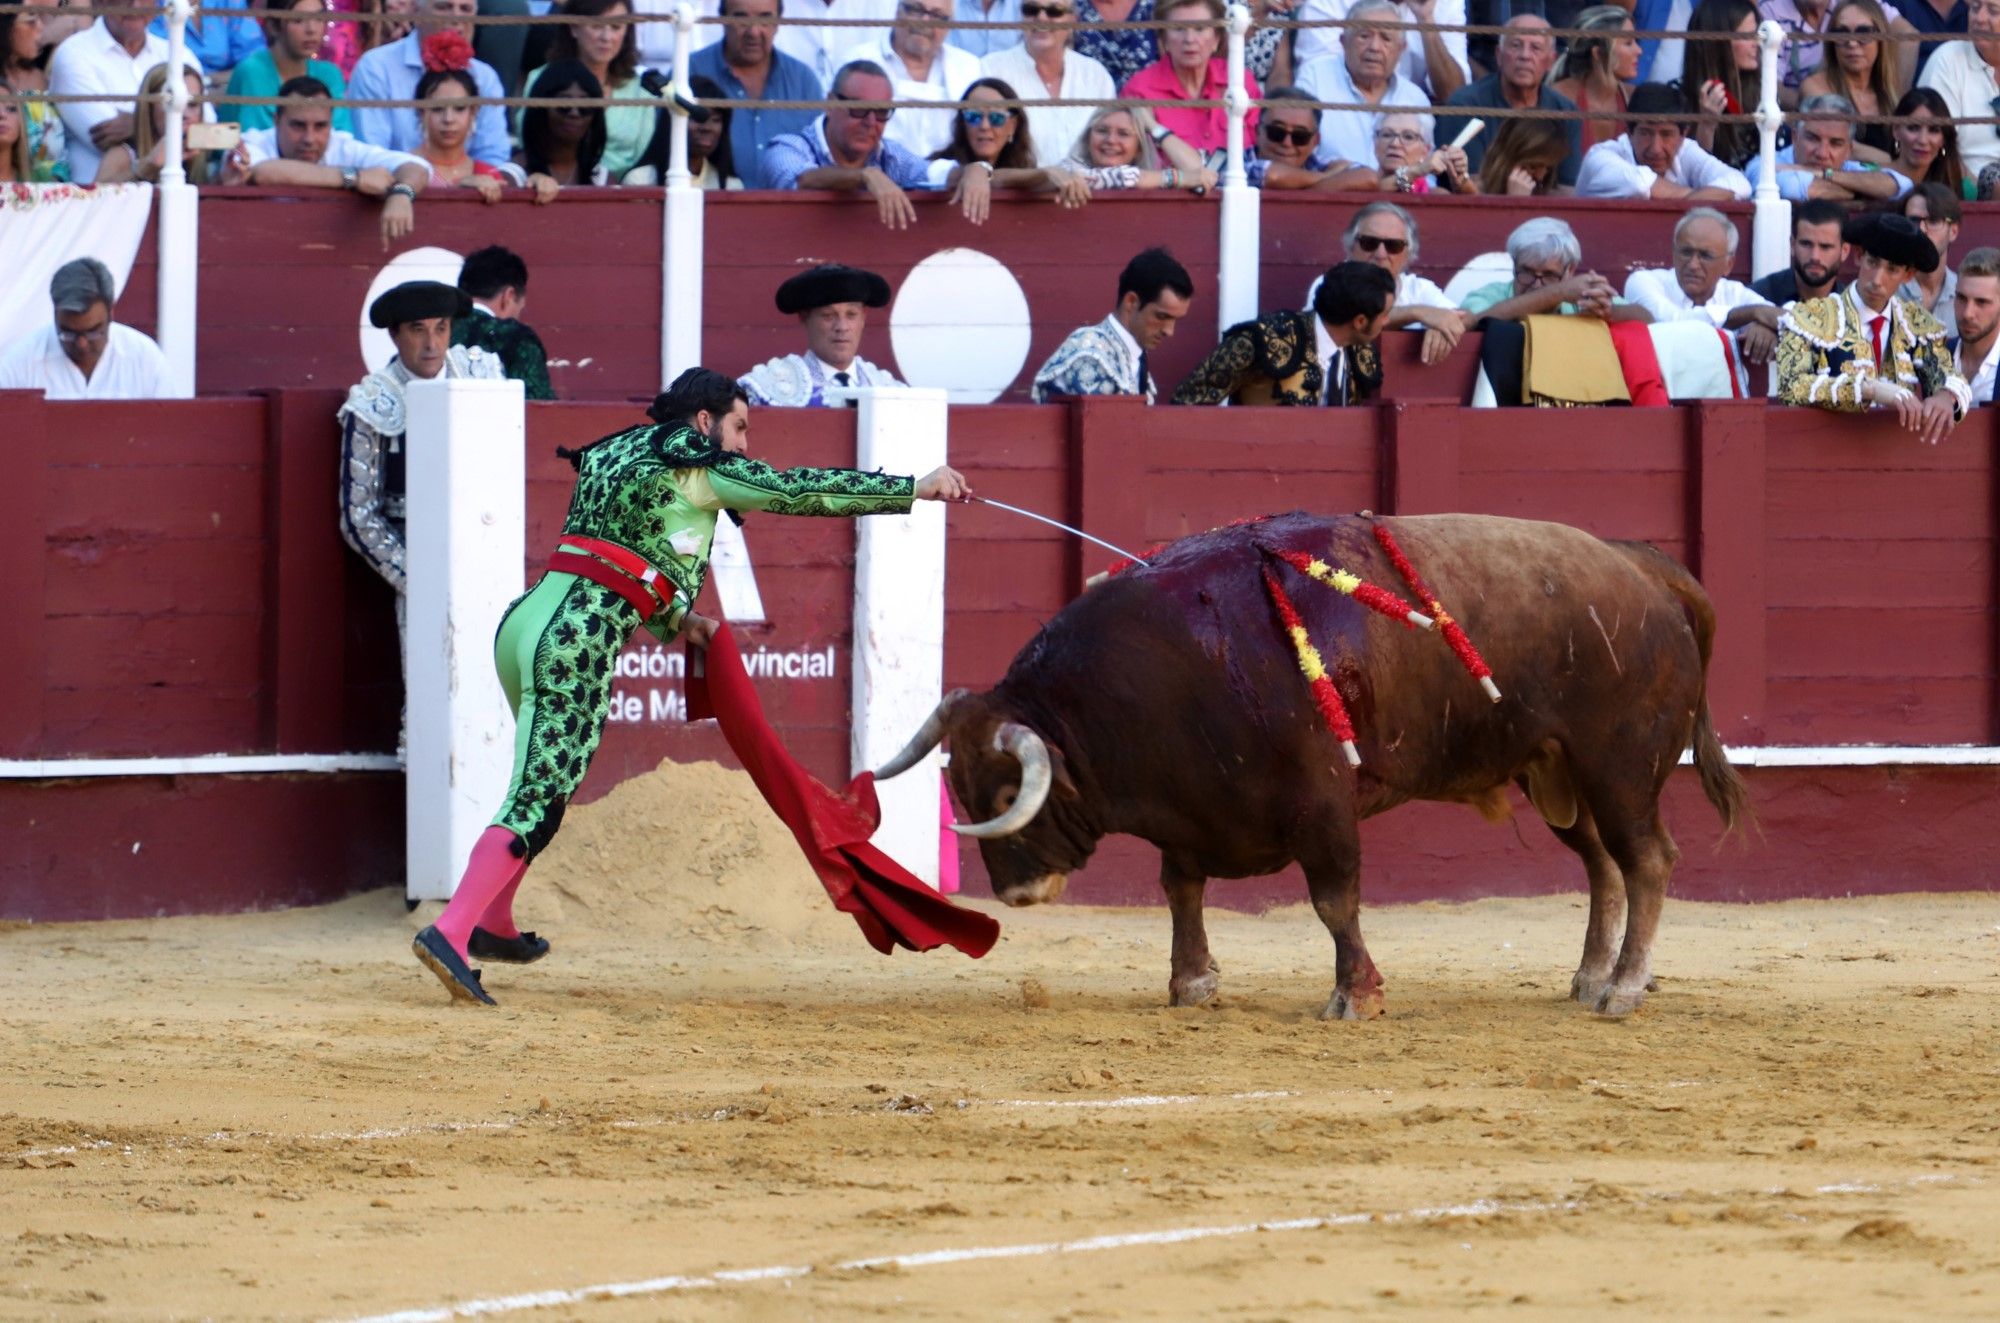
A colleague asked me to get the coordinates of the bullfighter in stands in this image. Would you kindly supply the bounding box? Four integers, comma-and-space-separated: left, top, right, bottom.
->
737, 264, 904, 407
1171, 261, 1395, 406
1776, 212, 1970, 445
411, 367, 970, 1005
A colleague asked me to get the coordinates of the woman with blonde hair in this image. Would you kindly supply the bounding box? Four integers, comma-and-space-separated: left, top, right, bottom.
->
1801, 0, 1900, 158
1062, 103, 1215, 191
1477, 116, 1568, 195
94, 63, 242, 184
1549, 6, 1640, 152
0, 77, 35, 182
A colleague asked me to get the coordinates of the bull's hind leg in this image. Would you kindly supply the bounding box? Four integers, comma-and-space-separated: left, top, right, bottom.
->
1541, 805, 1626, 1007
1585, 810, 1680, 1017
1303, 846, 1383, 1021
1160, 852, 1219, 1007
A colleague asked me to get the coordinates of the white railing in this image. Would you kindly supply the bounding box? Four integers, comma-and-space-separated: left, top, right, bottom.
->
661, 1, 704, 384
156, 0, 197, 397
1751, 18, 1787, 283
1215, 2, 1259, 334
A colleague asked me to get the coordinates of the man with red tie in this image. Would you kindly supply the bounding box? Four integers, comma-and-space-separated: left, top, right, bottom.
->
1777, 212, 1971, 446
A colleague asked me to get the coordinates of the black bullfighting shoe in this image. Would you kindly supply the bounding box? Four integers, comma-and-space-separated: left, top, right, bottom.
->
412, 926, 498, 1006
468, 927, 551, 964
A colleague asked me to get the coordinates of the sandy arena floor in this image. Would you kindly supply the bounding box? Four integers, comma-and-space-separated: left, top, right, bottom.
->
4, 762, 1999, 1322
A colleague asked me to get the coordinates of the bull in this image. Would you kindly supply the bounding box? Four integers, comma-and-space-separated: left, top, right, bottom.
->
878, 513, 1750, 1018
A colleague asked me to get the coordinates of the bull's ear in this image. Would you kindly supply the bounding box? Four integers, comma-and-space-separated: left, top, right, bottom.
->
1046, 742, 1080, 800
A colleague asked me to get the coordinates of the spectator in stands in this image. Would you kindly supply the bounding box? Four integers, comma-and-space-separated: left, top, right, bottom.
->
414, 54, 536, 198
370, 0, 419, 53
1461, 217, 1653, 326
1901, 182, 1962, 333
1770, 0, 1917, 103
1120, 0, 1258, 153
1889, 87, 1972, 197
0, 79, 29, 183
739, 263, 906, 405
1294, 0, 1428, 167
1478, 118, 1571, 195
928, 77, 1090, 220
1303, 202, 1465, 365
627, 74, 744, 185
515, 61, 609, 183
1172, 260, 1395, 406
1445, 15, 1579, 186
243, 76, 430, 248
526, 0, 652, 180
0, 257, 173, 399
953, 0, 1023, 58
1295, 0, 1468, 100
689, 0, 823, 187
1801, 0, 1900, 158
96, 63, 244, 183
1622, 207, 1779, 364
149, 0, 266, 81
1951, 245, 2000, 404
225, 0, 351, 132
1548, 6, 1639, 152
348, 0, 509, 165
980, 0, 1114, 167
778, 0, 898, 85
1776, 212, 1968, 441
1576, 82, 1752, 199
1751, 197, 1849, 304
454, 245, 554, 398
1033, 246, 1193, 402
1, 1, 67, 180
1748, 92, 1913, 199
1680, 0, 1761, 169
48, 4, 203, 182
760, 61, 950, 225
1918, 0, 2000, 181
1246, 85, 1375, 189
1061, 102, 1215, 190
1373, 111, 1475, 193
839, 0, 982, 155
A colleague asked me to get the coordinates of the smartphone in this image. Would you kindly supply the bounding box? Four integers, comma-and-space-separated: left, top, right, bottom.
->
188, 121, 242, 152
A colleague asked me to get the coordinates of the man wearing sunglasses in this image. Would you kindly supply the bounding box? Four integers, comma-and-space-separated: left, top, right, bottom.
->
1172, 260, 1395, 407
761, 60, 954, 227
1917, 0, 2000, 177
837, 0, 983, 154
1244, 87, 1376, 190
1303, 203, 1466, 366
739, 263, 907, 406
1033, 247, 1194, 402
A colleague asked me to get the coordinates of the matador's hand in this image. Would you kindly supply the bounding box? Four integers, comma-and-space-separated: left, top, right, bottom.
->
681, 611, 720, 647
915, 465, 972, 502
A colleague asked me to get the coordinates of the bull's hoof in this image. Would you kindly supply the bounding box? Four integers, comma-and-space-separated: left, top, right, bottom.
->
1319, 987, 1384, 1021
1590, 983, 1649, 1017
1168, 970, 1219, 1007
1570, 968, 1614, 1005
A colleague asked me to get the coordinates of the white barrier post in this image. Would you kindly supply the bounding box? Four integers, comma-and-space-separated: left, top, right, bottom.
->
849, 387, 949, 885
660, 3, 704, 385
403, 377, 527, 901
1751, 20, 1788, 281
156, 0, 197, 397
1216, 3, 1261, 334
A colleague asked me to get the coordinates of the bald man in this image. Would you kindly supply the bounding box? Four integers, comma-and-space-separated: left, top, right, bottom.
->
1443, 14, 1582, 187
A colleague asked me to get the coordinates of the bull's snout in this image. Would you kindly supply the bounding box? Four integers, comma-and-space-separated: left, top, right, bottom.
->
996, 873, 1069, 907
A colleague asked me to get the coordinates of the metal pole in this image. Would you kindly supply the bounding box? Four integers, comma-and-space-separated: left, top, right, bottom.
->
660, 2, 705, 385
157, 0, 197, 397
1215, 2, 1260, 334
1751, 19, 1787, 282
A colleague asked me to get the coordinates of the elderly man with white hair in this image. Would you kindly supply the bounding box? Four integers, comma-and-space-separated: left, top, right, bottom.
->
1305, 202, 1467, 364
0, 257, 172, 399
1293, 0, 1432, 167
1460, 218, 1654, 328
1623, 207, 1779, 364
1292, 0, 1469, 100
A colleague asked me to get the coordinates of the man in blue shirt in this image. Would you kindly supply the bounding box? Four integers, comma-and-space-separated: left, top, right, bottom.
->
1747, 93, 1912, 203
760, 60, 950, 223
148, 0, 266, 79
689, 0, 824, 187
346, 0, 512, 166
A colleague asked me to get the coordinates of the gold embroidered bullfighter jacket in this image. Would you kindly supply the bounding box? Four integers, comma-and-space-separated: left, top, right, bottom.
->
1776, 286, 1970, 417
1170, 310, 1383, 407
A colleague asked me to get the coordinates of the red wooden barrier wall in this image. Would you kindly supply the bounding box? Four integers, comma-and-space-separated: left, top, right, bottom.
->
4, 392, 1996, 921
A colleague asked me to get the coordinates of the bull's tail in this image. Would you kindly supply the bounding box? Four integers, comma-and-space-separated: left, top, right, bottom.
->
1613, 542, 1755, 842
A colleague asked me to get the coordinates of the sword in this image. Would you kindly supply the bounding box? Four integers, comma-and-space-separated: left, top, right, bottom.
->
969, 496, 1152, 568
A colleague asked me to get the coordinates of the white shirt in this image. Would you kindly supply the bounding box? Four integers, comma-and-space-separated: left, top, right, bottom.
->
1105, 312, 1145, 393
0, 321, 173, 400
1957, 333, 2000, 405
1623, 268, 1770, 328
1293, 54, 1432, 171
1304, 270, 1453, 313
629, 0, 721, 70
838, 31, 985, 156
1575, 134, 1751, 200
1312, 312, 1346, 404
48, 19, 205, 183
1291, 0, 1469, 98
241, 126, 427, 174
782, 0, 901, 84
980, 42, 1116, 167
1917, 40, 2000, 177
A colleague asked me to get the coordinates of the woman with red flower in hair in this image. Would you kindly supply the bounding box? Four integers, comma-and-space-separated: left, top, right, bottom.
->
414, 31, 559, 201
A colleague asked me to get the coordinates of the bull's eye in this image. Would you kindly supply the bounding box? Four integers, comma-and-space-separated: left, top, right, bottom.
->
994, 787, 1018, 815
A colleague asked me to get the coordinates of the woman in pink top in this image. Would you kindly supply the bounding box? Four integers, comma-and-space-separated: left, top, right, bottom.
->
1118, 0, 1258, 153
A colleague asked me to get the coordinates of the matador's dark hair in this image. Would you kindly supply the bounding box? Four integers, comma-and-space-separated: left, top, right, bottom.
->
648, 366, 750, 426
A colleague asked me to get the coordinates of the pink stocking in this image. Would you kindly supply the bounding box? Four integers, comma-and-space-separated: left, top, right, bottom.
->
433, 827, 527, 957
477, 870, 529, 940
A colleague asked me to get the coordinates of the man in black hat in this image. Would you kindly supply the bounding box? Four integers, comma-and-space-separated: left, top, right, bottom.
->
338, 279, 504, 661
738, 263, 906, 407
1777, 213, 1971, 445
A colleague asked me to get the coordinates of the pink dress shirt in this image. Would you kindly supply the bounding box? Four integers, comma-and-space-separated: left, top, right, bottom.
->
1119, 56, 1260, 152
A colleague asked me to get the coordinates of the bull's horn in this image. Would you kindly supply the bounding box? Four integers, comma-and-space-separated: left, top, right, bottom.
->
951, 723, 1052, 839
874, 689, 970, 780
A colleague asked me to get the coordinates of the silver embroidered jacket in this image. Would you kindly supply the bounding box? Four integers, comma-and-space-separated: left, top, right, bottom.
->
737, 353, 902, 407
1031, 314, 1152, 404
336, 345, 502, 593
